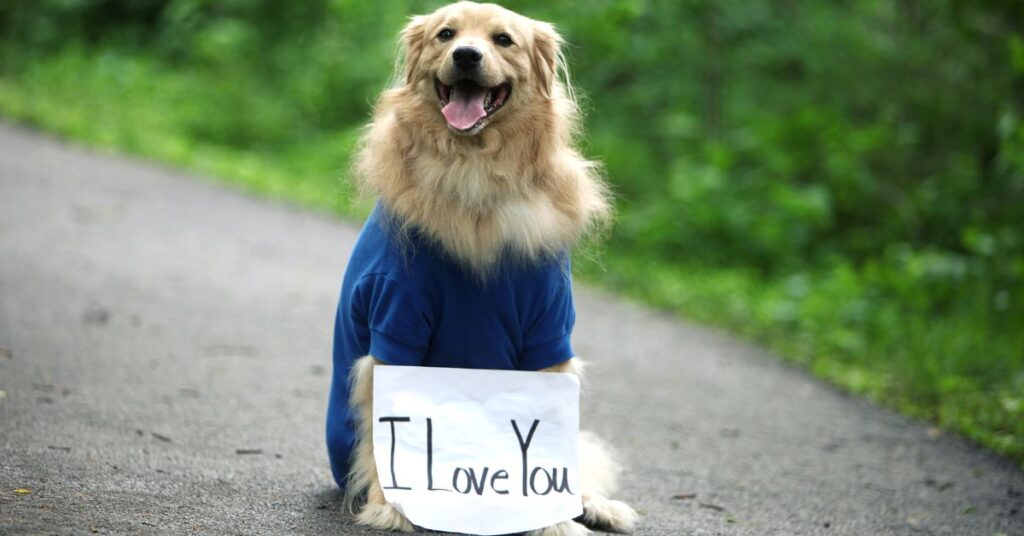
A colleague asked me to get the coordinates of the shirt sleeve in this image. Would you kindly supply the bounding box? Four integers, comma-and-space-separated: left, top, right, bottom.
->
520, 269, 576, 370
351, 274, 433, 366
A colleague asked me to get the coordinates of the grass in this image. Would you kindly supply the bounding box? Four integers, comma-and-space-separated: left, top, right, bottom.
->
0, 47, 364, 218
1, 46, 1021, 467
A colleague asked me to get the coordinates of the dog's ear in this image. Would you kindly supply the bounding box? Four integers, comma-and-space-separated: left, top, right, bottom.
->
401, 15, 428, 85
530, 21, 563, 98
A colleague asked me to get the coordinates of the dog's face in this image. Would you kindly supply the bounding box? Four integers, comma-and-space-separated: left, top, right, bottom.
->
401, 2, 562, 136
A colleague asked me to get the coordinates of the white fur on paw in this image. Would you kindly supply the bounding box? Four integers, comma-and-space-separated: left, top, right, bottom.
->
524, 520, 591, 536
355, 502, 415, 532
582, 495, 638, 533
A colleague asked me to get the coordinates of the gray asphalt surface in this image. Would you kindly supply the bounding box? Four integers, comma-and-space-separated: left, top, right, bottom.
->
0, 123, 1021, 536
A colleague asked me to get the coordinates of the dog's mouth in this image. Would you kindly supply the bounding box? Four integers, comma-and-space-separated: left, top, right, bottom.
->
436, 79, 512, 134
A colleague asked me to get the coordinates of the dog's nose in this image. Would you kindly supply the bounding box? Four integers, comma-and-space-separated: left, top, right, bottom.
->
452, 46, 483, 71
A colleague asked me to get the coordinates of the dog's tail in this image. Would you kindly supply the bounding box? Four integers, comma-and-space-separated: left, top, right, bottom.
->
578, 430, 622, 497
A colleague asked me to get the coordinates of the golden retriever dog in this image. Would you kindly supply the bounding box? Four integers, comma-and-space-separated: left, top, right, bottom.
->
328, 2, 637, 534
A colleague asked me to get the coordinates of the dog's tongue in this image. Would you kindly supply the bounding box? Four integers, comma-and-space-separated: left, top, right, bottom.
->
442, 83, 487, 130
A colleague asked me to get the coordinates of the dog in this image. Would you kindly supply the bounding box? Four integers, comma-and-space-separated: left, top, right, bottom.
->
325, 2, 637, 534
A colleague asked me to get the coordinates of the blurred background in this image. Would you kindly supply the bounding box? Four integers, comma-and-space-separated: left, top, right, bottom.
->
0, 0, 1020, 466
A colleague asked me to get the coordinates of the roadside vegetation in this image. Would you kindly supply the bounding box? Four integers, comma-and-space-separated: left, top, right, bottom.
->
1, 0, 1021, 465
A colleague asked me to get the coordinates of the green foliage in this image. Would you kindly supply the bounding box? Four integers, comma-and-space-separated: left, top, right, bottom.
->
0, 0, 1021, 464
0, 46, 363, 215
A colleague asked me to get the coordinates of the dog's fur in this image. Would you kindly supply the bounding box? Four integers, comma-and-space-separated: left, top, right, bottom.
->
354, 1, 610, 278
345, 2, 636, 534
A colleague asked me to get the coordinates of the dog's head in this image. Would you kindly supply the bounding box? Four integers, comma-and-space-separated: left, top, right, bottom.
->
399, 1, 565, 136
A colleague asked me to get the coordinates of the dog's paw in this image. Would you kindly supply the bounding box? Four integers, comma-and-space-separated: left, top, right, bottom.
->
580, 494, 638, 533
355, 502, 415, 532
524, 520, 590, 536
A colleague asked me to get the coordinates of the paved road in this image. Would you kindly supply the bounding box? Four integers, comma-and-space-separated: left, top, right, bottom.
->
0, 123, 1021, 535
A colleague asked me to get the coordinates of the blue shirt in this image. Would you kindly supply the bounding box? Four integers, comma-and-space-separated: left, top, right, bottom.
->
326, 204, 577, 488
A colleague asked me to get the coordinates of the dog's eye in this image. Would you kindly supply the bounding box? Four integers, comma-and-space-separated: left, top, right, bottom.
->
437, 28, 455, 41
493, 33, 514, 47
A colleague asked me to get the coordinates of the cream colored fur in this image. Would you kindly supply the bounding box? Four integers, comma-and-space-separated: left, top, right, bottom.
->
344, 1, 635, 533
354, 1, 610, 279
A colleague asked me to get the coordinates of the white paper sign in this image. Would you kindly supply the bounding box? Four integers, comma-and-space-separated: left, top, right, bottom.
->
372, 365, 582, 535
